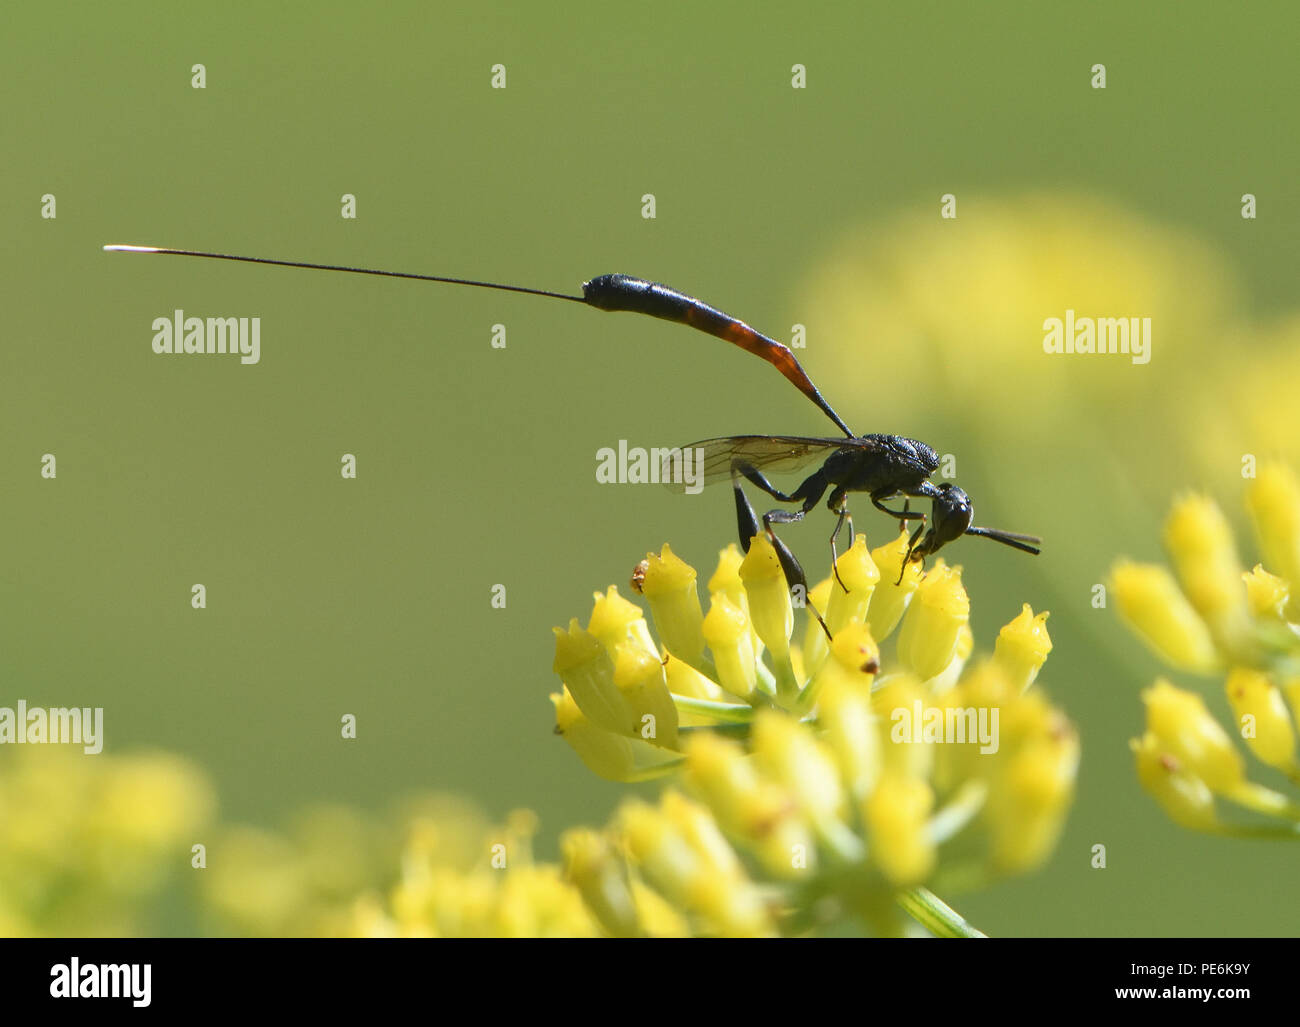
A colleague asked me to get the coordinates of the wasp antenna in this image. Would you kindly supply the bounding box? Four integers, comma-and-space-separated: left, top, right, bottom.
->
101, 244, 588, 303
966, 526, 1042, 555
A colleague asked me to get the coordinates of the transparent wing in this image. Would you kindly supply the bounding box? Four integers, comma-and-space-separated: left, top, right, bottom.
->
661, 435, 879, 492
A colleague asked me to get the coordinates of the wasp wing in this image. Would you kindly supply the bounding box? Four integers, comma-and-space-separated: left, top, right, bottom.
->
661, 435, 881, 492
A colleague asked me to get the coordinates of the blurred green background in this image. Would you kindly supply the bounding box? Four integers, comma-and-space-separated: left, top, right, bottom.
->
4, 0, 1299, 935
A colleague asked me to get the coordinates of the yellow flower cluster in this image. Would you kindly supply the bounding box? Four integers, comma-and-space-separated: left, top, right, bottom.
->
203, 797, 600, 937
0, 748, 213, 936
551, 531, 1077, 935
1113, 463, 1300, 835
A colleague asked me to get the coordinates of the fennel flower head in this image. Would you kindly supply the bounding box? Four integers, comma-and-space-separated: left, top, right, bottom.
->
204, 797, 599, 937
0, 747, 213, 936
1113, 463, 1300, 836
551, 530, 1076, 937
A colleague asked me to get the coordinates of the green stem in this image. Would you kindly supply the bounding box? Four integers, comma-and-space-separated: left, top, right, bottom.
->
670, 695, 756, 723
927, 780, 988, 845
768, 649, 801, 706
897, 887, 987, 938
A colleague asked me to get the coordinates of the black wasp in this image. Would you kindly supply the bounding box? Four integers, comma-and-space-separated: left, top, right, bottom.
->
103, 245, 1041, 635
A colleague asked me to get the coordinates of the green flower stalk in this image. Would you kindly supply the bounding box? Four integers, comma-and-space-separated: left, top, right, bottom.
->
551, 533, 1076, 936
1114, 464, 1300, 836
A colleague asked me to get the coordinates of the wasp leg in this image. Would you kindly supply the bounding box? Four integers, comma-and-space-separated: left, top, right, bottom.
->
872, 492, 926, 522
732, 472, 763, 554
736, 463, 799, 503
895, 521, 928, 585
730, 462, 832, 639
760, 507, 832, 641
828, 501, 852, 594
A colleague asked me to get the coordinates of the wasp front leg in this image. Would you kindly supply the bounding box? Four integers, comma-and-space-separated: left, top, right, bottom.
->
826, 490, 855, 594
871, 491, 926, 528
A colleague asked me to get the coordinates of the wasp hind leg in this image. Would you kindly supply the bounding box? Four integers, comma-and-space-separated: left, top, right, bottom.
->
729, 473, 832, 641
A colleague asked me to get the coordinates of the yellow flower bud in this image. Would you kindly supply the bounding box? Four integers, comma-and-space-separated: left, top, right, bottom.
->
993, 604, 1052, 692
800, 576, 835, 676
561, 828, 639, 937
1164, 494, 1250, 642
752, 710, 846, 827
826, 534, 881, 634
681, 732, 769, 833
707, 543, 746, 609
612, 642, 679, 750
1132, 732, 1219, 831
1224, 667, 1297, 774
619, 794, 772, 937
550, 689, 679, 782
640, 544, 707, 668
865, 528, 923, 641
665, 792, 775, 937
588, 585, 659, 661
816, 671, 881, 801
496, 865, 599, 937
552, 620, 633, 733
702, 592, 758, 699
806, 621, 879, 713
1243, 564, 1290, 621
616, 799, 689, 889
1111, 561, 1219, 672
629, 880, 691, 938
662, 652, 729, 727
952, 659, 1018, 714
862, 774, 935, 887
738, 534, 794, 666
873, 677, 934, 781
660, 791, 744, 884
1245, 463, 1300, 617
994, 688, 1062, 756
927, 622, 974, 695
896, 562, 970, 681
682, 733, 813, 878
1142, 679, 1244, 794
986, 728, 1079, 873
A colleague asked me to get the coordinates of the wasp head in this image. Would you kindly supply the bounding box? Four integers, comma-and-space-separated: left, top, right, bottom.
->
900, 484, 1041, 580
909, 484, 974, 561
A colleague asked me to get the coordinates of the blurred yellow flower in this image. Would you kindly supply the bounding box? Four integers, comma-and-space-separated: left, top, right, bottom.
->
203, 796, 600, 938
1114, 466, 1300, 836
0, 748, 213, 936
798, 193, 1239, 437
